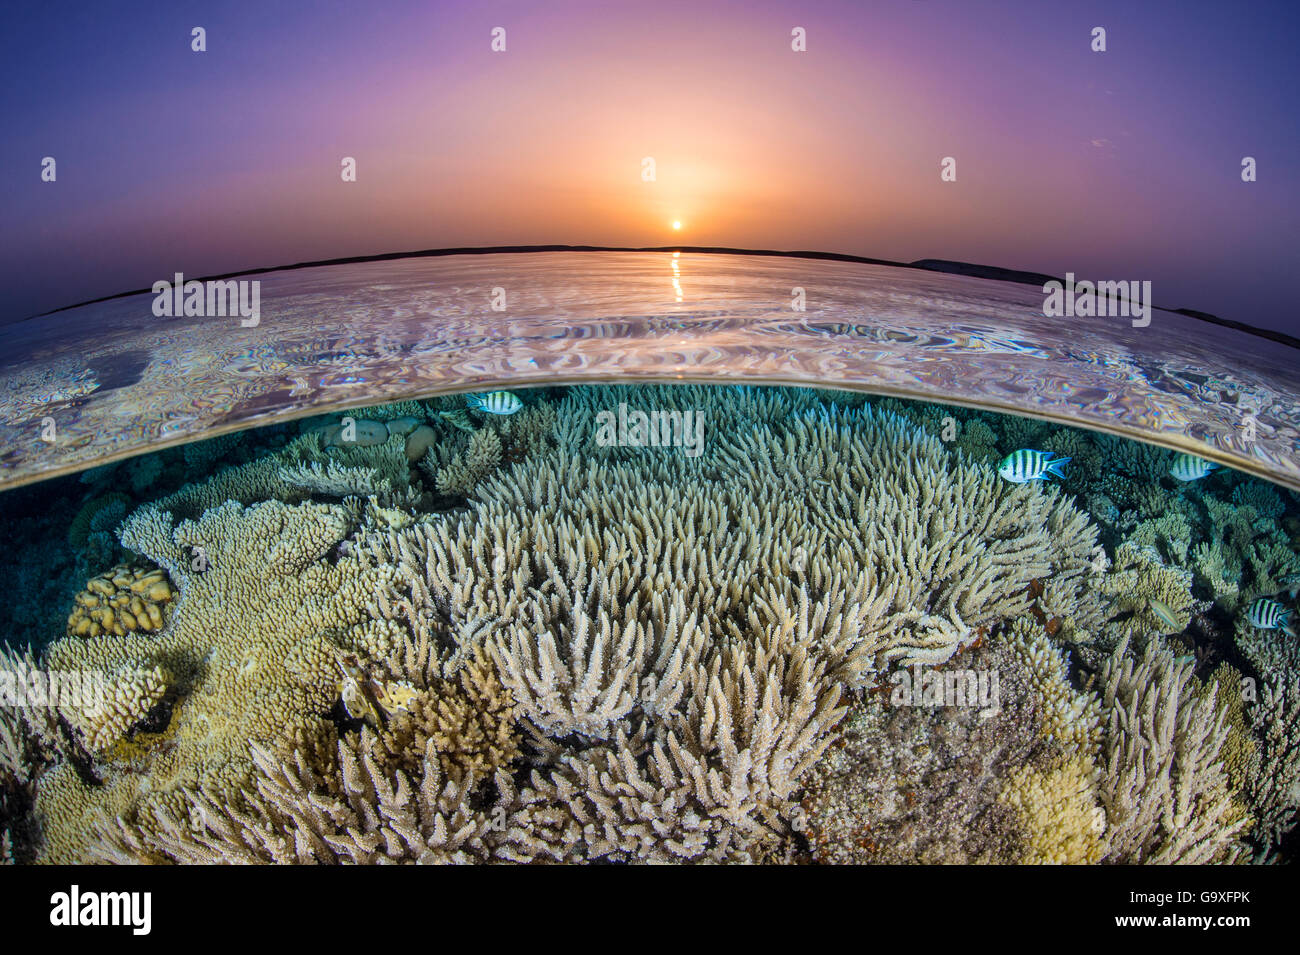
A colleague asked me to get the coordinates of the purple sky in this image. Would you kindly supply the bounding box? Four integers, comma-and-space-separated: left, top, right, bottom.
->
2, 0, 1297, 333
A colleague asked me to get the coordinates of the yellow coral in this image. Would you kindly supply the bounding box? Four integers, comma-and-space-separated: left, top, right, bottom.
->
1000, 756, 1105, 864
66, 565, 174, 637
1004, 619, 1101, 760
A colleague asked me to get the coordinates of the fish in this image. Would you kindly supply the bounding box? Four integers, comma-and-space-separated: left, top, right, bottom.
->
1169, 453, 1218, 482
466, 391, 523, 415
1148, 599, 1187, 633
1278, 572, 1300, 601
997, 449, 1071, 483
436, 409, 478, 433
1247, 597, 1294, 635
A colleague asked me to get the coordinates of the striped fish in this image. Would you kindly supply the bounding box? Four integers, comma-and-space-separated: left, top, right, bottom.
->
997, 449, 1071, 484
466, 391, 523, 416
1247, 597, 1293, 633
1169, 453, 1217, 482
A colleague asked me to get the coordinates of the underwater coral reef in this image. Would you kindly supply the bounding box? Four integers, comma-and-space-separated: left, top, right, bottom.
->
1, 384, 1298, 864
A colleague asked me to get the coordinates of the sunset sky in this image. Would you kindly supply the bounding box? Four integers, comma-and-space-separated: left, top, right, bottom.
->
2, 0, 1297, 332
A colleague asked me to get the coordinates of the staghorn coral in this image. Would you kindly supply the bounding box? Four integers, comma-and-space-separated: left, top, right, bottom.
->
1246, 678, 1300, 856
1201, 664, 1259, 810
1093, 542, 1205, 649
1189, 490, 1300, 613
88, 638, 522, 864
498, 588, 855, 862
11, 383, 1291, 865
1236, 616, 1300, 680
365, 392, 1102, 860
1003, 619, 1101, 759
430, 427, 502, 496
68, 493, 132, 553
1096, 639, 1250, 864
181, 431, 243, 472
1093, 432, 1170, 482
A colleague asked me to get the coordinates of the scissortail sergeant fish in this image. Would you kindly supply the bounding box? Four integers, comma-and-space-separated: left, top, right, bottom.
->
997, 449, 1071, 484
1170, 453, 1218, 482
466, 391, 523, 415
1247, 597, 1294, 634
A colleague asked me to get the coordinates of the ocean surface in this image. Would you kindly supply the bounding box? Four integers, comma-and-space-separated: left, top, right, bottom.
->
1, 252, 1297, 492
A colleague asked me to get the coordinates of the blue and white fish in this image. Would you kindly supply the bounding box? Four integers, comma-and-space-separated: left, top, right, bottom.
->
997, 449, 1071, 484
1247, 597, 1294, 635
1170, 453, 1217, 482
466, 391, 523, 416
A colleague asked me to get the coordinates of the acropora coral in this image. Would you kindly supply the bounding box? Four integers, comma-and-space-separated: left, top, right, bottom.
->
1, 384, 1297, 865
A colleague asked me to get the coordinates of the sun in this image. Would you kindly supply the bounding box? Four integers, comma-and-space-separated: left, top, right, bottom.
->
672, 220, 682, 230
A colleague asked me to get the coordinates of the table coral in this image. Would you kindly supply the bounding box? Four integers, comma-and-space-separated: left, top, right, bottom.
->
34, 498, 401, 862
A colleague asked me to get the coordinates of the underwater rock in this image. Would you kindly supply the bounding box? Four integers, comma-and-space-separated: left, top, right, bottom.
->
384, 415, 422, 438
404, 424, 437, 463
323, 418, 389, 448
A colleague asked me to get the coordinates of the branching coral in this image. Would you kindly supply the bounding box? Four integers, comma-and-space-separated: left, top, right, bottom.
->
1003, 619, 1101, 759
1093, 542, 1205, 649
999, 756, 1105, 864
1096, 639, 1249, 864
88, 642, 521, 864
430, 428, 502, 496
1246, 678, 1300, 856
12, 383, 1291, 865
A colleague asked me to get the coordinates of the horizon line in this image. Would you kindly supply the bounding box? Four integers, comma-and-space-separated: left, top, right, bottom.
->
15, 244, 1298, 350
